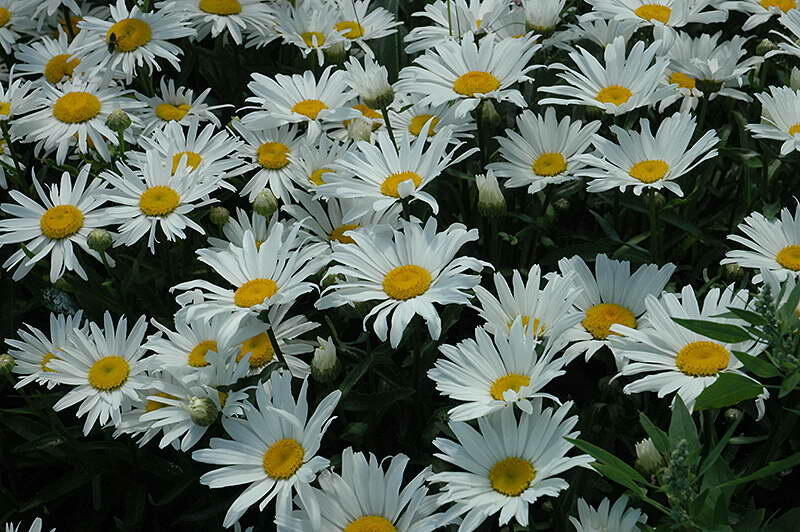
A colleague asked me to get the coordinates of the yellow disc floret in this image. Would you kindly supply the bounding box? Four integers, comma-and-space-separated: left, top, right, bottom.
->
408, 114, 441, 137
301, 31, 326, 47
452, 71, 501, 96
88, 355, 130, 391
237, 333, 274, 368
171, 151, 203, 173
291, 99, 328, 120
40, 352, 59, 373
234, 278, 279, 307
675, 341, 730, 376
309, 167, 333, 186
0, 8, 10, 27
532, 152, 567, 177
139, 186, 181, 216
262, 438, 305, 479
40, 205, 84, 239
489, 457, 536, 496
257, 142, 290, 169
380, 171, 422, 198
52, 91, 101, 123
155, 103, 191, 122
383, 265, 432, 300
629, 160, 669, 183
188, 340, 217, 368
106, 18, 152, 52
330, 223, 360, 244
596, 85, 633, 106
344, 516, 397, 532
776, 245, 800, 270
145, 392, 177, 412
582, 303, 637, 340
760, 0, 796, 11
634, 4, 672, 23
335, 20, 365, 39
44, 54, 81, 85
199, 0, 242, 15
669, 72, 696, 90
490, 373, 531, 401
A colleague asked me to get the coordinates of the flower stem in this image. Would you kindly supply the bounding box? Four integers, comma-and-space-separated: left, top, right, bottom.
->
649, 188, 661, 263
258, 310, 289, 370
61, 6, 76, 42
0, 120, 24, 188
380, 105, 398, 151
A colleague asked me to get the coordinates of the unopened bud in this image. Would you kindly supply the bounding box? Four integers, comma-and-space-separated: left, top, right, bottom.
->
723, 263, 744, 281
106, 109, 132, 133
0, 353, 14, 375
209, 206, 230, 226
323, 41, 347, 65
189, 396, 219, 426
757, 38, 777, 56
724, 408, 743, 422
650, 191, 666, 209
364, 88, 395, 112
253, 190, 278, 218
479, 99, 501, 130
553, 198, 570, 212
311, 336, 340, 383
476, 170, 506, 217
791, 67, 800, 90
87, 228, 112, 253
635, 438, 664, 474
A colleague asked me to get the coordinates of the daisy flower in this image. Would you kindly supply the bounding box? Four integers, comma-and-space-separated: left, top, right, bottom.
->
75, 0, 195, 82
316, 126, 476, 219
157, 0, 274, 45
331, 0, 401, 56
570, 496, 647, 532
343, 54, 393, 109
768, 10, 800, 62
232, 122, 304, 202
317, 218, 487, 348
240, 66, 360, 139
429, 321, 566, 421
611, 284, 768, 413
404, 0, 510, 54
271, 1, 346, 66
429, 403, 593, 532
397, 32, 541, 118
192, 370, 341, 528
558, 253, 676, 363
101, 150, 224, 252
287, 133, 352, 192
7, 311, 84, 390
206, 208, 307, 252
278, 448, 450, 531
0, 166, 114, 282
49, 312, 151, 435
11, 75, 143, 164
579, 111, 719, 197
567, 16, 640, 48
34, 0, 80, 18
173, 225, 328, 335
136, 78, 225, 137
539, 36, 672, 116
747, 86, 800, 155
4, 518, 55, 532
0, 1, 34, 54
14, 31, 93, 85
585, 0, 727, 30
389, 98, 476, 146
489, 107, 600, 195
719, 0, 795, 31
323, 101, 384, 143
721, 201, 800, 283
523, 0, 568, 33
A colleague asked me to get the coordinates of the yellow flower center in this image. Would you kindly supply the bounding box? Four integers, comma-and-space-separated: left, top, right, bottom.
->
257, 142, 290, 169
218, 390, 228, 407
596, 85, 633, 105
106, 18, 152, 52
489, 457, 536, 496
236, 332, 274, 368
675, 341, 730, 377
87, 355, 130, 391
40, 205, 84, 239
776, 245, 800, 270
380, 171, 422, 198
634, 4, 672, 23
262, 438, 305, 479
44, 54, 81, 85
669, 72, 696, 90
452, 71, 501, 96
408, 114, 441, 137
188, 340, 217, 367
145, 392, 177, 412
52, 91, 101, 124
343, 103, 382, 130
171, 151, 203, 174
336, 20, 365, 39
532, 152, 567, 177
760, 0, 796, 11
788, 123, 800, 136
344, 516, 397, 532
309, 167, 333, 186
330, 223, 360, 244
40, 352, 59, 373
301, 31, 326, 47
199, 0, 242, 15
382, 265, 432, 300
291, 99, 328, 120
155, 103, 191, 122
59, 15, 83, 36
490, 373, 531, 401
509, 315, 546, 336
139, 186, 181, 216
0, 8, 9, 27
582, 303, 637, 340
233, 278, 278, 307
629, 160, 669, 183
0, 101, 10, 116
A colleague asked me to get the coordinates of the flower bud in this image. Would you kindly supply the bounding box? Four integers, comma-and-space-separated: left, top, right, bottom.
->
635, 438, 664, 474
791, 67, 800, 90
723, 263, 744, 282
189, 396, 219, 426
323, 41, 347, 65
346, 117, 373, 142
87, 228, 113, 253
553, 198, 570, 212
757, 38, 777, 56
479, 99, 501, 130
311, 336, 340, 383
253, 190, 278, 218
0, 353, 14, 375
209, 206, 230, 226
106, 109, 132, 133
476, 170, 506, 217
724, 408, 743, 422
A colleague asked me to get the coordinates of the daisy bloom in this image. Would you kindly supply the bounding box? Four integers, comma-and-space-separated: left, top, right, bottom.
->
404, 0, 510, 54
49, 312, 151, 435
558, 253, 676, 362
76, 0, 195, 82
489, 107, 600, 195
539, 36, 672, 116
271, 1, 346, 66
611, 284, 768, 413
331, 0, 401, 56
570, 496, 647, 532
721, 201, 800, 283
14, 31, 95, 85
0, 1, 34, 54
158, 0, 274, 45
316, 126, 476, 219
317, 218, 487, 348
232, 122, 304, 202
523, 0, 568, 33
0, 68, 37, 121
0, 166, 114, 282
4, 518, 55, 532
566, 16, 640, 49
746, 86, 800, 155
429, 321, 566, 421
579, 111, 719, 197
343, 54, 393, 109
34, 0, 80, 18
12, 75, 143, 164
192, 370, 341, 528
206, 208, 308, 252
585, 0, 727, 30
287, 133, 351, 192
720, 0, 795, 31
397, 32, 541, 118
389, 98, 476, 146
136, 78, 225, 137
101, 150, 224, 252
429, 403, 593, 532
241, 66, 360, 139
7, 311, 84, 390
769, 10, 800, 62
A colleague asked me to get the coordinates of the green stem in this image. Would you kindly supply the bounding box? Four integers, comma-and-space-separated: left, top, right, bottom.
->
1, 121, 22, 176
380, 105, 398, 151
649, 188, 661, 264
61, 5, 76, 41
258, 311, 289, 370
116, 130, 126, 162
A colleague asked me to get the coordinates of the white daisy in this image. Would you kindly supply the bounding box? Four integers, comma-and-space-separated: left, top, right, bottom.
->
158, 0, 274, 45
34, 0, 80, 18
429, 403, 593, 532
343, 54, 393, 109
488, 107, 600, 195
566, 16, 640, 49
523, 0, 568, 32
769, 10, 800, 59
539, 36, 672, 116
331, 0, 401, 56
136, 78, 225, 137
747, 86, 800, 155
317, 218, 487, 348
49, 312, 151, 435
192, 370, 341, 528
611, 284, 768, 413
0, 1, 34, 54
286, 133, 352, 193
585, 0, 727, 30
397, 32, 541, 118
404, 0, 510, 54
7, 311, 84, 390
100, 150, 224, 252
323, 101, 384, 143
579, 111, 719, 197
272, 1, 346, 66
429, 321, 566, 421
558, 253, 676, 362
232, 122, 304, 202
389, 98, 476, 146
570, 496, 647, 532
0, 166, 114, 282
206, 208, 306, 252
719, 0, 795, 31
14, 31, 94, 85
721, 201, 800, 283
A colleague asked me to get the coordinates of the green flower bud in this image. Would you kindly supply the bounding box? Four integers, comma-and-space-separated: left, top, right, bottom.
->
253, 190, 278, 218
479, 99, 501, 130
87, 228, 113, 253
209, 206, 230, 226
476, 170, 506, 217
311, 337, 340, 383
635, 438, 664, 474
106, 109, 132, 133
0, 353, 14, 375
757, 38, 777, 56
189, 396, 219, 426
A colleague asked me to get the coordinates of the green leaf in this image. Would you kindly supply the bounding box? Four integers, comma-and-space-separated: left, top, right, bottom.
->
732, 350, 780, 378
338, 354, 374, 399
669, 395, 700, 452
639, 412, 670, 455
699, 416, 742, 478
764, 508, 800, 532
592, 463, 645, 497
565, 438, 648, 486
713, 308, 768, 327
779, 371, 800, 398
694, 373, 764, 411
672, 318, 751, 343
713, 451, 800, 489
